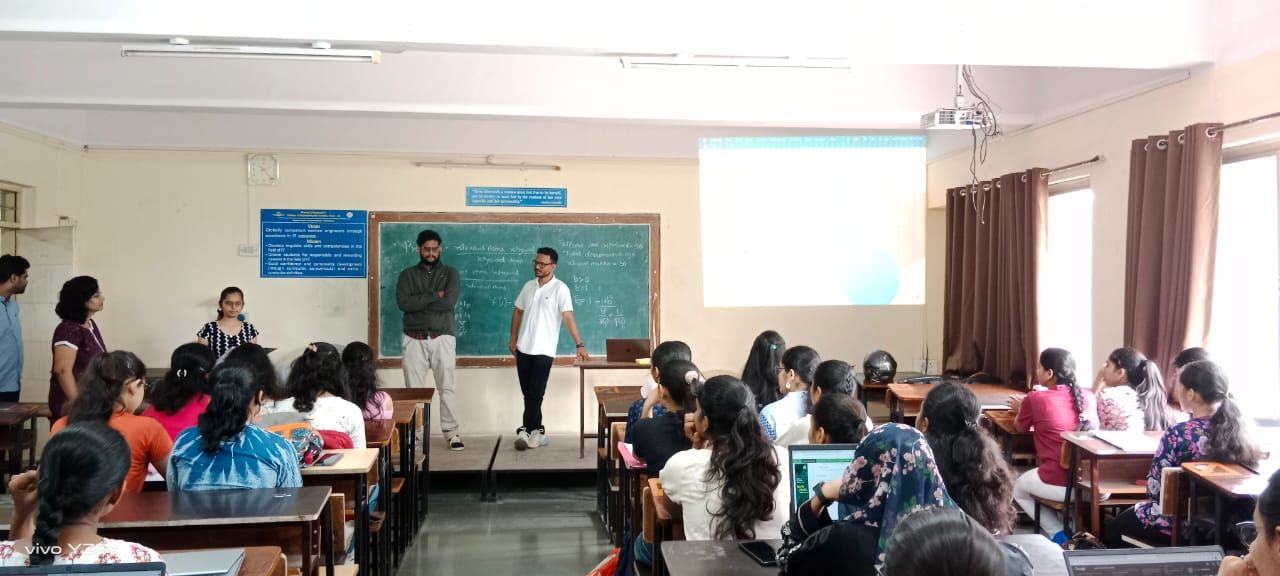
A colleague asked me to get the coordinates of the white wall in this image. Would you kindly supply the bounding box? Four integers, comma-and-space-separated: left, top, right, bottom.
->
0, 136, 927, 435
925, 48, 1280, 373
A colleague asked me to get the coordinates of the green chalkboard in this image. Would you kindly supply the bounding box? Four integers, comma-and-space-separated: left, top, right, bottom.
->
369, 212, 659, 366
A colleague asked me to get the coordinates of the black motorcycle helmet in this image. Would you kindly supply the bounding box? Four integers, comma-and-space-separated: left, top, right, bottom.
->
862, 350, 898, 384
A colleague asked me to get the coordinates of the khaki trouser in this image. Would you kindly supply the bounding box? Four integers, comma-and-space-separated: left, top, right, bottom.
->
401, 334, 459, 436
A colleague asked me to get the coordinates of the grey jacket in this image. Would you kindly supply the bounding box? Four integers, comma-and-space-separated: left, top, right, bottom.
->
396, 261, 461, 336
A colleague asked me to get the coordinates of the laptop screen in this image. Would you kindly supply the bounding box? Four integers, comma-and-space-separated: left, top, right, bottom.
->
1065, 546, 1223, 576
789, 444, 857, 521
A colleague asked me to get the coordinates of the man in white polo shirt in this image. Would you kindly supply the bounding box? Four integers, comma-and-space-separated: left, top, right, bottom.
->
508, 247, 589, 450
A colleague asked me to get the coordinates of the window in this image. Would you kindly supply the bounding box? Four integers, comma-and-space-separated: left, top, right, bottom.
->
1039, 186, 1094, 375
0, 186, 17, 254
1209, 153, 1280, 419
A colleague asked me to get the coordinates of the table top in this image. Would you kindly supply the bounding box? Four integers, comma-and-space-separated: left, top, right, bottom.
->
661, 540, 780, 576
392, 400, 418, 425
161, 547, 285, 576
887, 382, 1019, 403
0, 487, 331, 530
1183, 460, 1279, 498
1002, 534, 1066, 576
576, 359, 652, 370
984, 410, 1024, 436
1063, 431, 1163, 457
364, 419, 395, 448
0, 403, 40, 426
301, 448, 380, 476
383, 387, 434, 404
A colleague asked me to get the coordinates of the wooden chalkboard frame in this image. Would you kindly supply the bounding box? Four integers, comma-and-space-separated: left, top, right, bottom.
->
368, 211, 661, 368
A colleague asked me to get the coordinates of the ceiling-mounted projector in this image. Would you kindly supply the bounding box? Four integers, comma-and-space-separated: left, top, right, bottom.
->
921, 107, 988, 130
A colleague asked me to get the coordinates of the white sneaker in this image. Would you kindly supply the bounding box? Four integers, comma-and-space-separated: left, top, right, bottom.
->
515, 428, 531, 451
529, 429, 548, 448
448, 434, 464, 451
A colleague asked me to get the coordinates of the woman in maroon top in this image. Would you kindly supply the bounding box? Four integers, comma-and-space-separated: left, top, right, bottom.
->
1007, 347, 1099, 540
48, 276, 106, 421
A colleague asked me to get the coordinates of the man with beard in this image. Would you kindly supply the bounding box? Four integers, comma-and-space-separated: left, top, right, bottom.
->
396, 230, 464, 450
0, 254, 29, 402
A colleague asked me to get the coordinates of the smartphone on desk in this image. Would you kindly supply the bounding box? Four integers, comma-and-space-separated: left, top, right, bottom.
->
739, 540, 778, 567
315, 453, 343, 467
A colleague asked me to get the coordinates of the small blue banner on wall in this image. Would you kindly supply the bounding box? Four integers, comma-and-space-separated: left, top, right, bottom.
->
466, 187, 567, 208
260, 209, 368, 278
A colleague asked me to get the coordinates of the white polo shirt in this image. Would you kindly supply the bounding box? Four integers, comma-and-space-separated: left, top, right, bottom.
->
515, 276, 574, 358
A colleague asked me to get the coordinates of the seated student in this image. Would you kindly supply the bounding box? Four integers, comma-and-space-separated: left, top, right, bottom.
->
273, 342, 366, 448
741, 330, 787, 411
808, 393, 869, 445
51, 351, 172, 493
777, 424, 953, 575
0, 422, 162, 565
343, 341, 392, 420
168, 361, 303, 491
229, 344, 324, 466
760, 346, 820, 441
1093, 347, 1175, 432
632, 360, 700, 476
777, 359, 871, 446
882, 507, 1010, 576
1008, 348, 1098, 541
142, 343, 217, 440
660, 375, 789, 541
625, 340, 692, 442
1107, 360, 1262, 548
1219, 469, 1280, 576
919, 382, 1017, 535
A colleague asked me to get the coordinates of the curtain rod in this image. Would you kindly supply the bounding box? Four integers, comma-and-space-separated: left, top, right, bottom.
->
1207, 110, 1280, 138
1042, 155, 1102, 177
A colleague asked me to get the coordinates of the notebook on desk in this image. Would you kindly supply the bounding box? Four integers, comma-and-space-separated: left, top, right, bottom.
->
162, 548, 245, 576
1093, 430, 1160, 453
0, 564, 166, 575
1064, 546, 1222, 575
789, 444, 858, 521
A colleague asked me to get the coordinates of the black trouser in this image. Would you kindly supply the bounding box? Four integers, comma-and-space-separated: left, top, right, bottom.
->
1105, 507, 1172, 548
0, 391, 18, 403
516, 351, 554, 432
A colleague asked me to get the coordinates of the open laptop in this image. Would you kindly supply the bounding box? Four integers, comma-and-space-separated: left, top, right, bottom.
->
0, 564, 166, 575
789, 443, 858, 521
606, 338, 651, 363
162, 548, 246, 576
1064, 546, 1223, 575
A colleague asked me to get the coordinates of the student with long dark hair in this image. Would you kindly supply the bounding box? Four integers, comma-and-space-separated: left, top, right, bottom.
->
269, 342, 365, 448
778, 424, 953, 574
626, 341, 693, 442
1093, 347, 1175, 432
343, 342, 391, 420
1219, 469, 1280, 576
1107, 360, 1262, 548
143, 343, 217, 440
196, 286, 259, 359
660, 376, 787, 541
225, 343, 281, 402
760, 345, 820, 441
48, 275, 107, 420
881, 508, 1008, 576
168, 361, 302, 491
50, 351, 172, 493
919, 382, 1017, 535
807, 393, 869, 445
0, 422, 161, 566
1008, 348, 1098, 540
741, 330, 786, 410
777, 359, 870, 446
631, 360, 702, 568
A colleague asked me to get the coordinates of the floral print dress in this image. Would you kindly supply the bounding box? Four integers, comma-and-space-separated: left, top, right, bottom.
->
1133, 416, 1211, 532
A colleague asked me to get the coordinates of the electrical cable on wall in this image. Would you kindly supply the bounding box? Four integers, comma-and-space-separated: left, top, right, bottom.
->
962, 65, 1000, 224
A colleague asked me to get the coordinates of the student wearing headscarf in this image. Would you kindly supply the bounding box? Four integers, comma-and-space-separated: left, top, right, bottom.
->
777, 424, 954, 575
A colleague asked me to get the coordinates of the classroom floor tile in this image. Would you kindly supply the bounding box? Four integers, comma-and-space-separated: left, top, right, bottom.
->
399, 484, 613, 576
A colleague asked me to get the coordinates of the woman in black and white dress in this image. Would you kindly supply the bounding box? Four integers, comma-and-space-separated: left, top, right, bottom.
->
197, 287, 259, 359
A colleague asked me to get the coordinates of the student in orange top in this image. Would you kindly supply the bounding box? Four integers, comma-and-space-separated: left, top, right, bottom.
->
50, 350, 172, 492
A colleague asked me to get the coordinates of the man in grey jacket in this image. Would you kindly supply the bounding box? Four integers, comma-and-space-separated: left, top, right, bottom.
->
396, 230, 464, 450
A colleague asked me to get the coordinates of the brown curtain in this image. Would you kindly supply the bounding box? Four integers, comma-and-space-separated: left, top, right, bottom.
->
943, 169, 1048, 385
1124, 123, 1223, 393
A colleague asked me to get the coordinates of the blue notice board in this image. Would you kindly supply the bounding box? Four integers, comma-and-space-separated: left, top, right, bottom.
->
261, 209, 368, 278
466, 187, 567, 208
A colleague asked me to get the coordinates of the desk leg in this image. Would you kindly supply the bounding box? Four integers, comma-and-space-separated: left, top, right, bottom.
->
356, 473, 369, 576
1189, 477, 1200, 546
422, 403, 430, 519
597, 404, 607, 521
1214, 493, 1225, 547
889, 392, 902, 423
580, 368, 587, 458
4, 422, 18, 493
322, 501, 335, 576
381, 444, 392, 576
616, 465, 627, 546
1090, 458, 1101, 538
1065, 444, 1079, 535
26, 417, 35, 469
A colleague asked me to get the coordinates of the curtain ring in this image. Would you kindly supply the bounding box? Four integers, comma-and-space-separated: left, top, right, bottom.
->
1020, 173, 1028, 183
981, 183, 991, 191
1206, 126, 1219, 138
1156, 138, 1169, 150
1039, 171, 1049, 179
1144, 143, 1150, 151
995, 180, 1002, 188
1177, 133, 1185, 144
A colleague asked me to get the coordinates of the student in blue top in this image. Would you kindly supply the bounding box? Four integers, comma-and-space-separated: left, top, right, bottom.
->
759, 346, 820, 441
624, 341, 692, 443
168, 360, 302, 491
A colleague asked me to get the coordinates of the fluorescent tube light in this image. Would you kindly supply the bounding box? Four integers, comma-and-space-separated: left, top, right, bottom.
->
414, 159, 561, 172
121, 44, 380, 63
619, 56, 850, 71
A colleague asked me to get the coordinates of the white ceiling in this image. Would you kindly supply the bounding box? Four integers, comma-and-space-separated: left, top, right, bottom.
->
0, 0, 1277, 159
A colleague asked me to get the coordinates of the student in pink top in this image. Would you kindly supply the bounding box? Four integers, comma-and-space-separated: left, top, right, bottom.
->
142, 343, 217, 440
1008, 347, 1098, 541
343, 342, 392, 420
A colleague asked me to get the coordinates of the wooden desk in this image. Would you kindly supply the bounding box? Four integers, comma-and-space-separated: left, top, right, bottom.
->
1183, 460, 1279, 546
385, 388, 432, 519
362, 419, 395, 575
0, 487, 334, 576
1062, 431, 1161, 536
886, 382, 1015, 423
0, 403, 40, 492
303, 449, 378, 576
576, 360, 650, 457
984, 409, 1033, 466
618, 441, 648, 554
661, 540, 780, 576
1001, 534, 1067, 576
161, 546, 287, 576
594, 385, 641, 525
